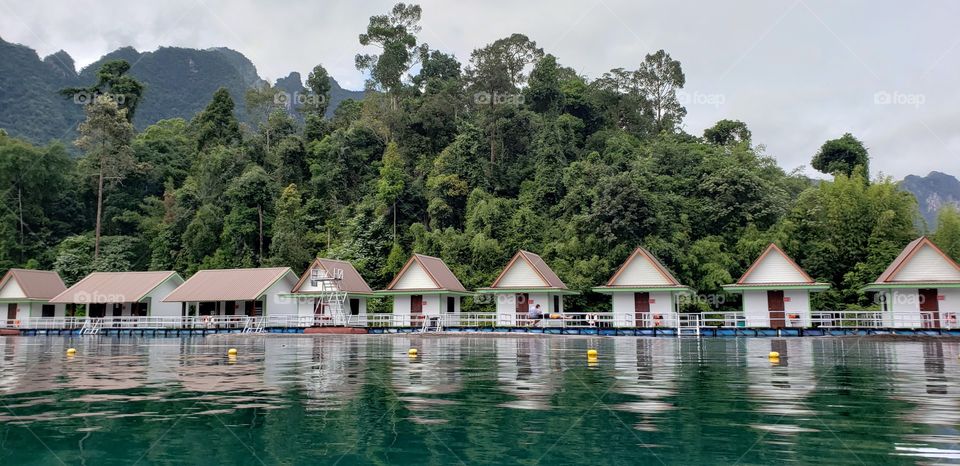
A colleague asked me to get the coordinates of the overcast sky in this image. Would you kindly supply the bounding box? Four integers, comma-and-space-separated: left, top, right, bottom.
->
2, 0, 958, 179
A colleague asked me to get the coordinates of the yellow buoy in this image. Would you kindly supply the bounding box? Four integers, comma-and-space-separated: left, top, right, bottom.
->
587, 349, 598, 358
408, 348, 418, 357
768, 351, 780, 359
227, 348, 238, 356
66, 348, 77, 356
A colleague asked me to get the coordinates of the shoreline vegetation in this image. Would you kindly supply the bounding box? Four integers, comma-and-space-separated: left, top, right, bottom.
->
2, 2, 960, 317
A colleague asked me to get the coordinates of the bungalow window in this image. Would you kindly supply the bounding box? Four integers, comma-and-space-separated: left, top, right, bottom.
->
41, 305, 55, 318
447, 296, 455, 313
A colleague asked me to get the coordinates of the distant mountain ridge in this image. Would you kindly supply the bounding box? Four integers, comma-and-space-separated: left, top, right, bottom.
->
0, 37, 364, 144
900, 171, 960, 229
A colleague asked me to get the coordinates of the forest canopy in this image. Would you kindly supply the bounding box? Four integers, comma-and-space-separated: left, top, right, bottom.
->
0, 3, 946, 313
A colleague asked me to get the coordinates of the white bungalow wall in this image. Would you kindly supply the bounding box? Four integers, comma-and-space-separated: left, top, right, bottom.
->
3, 301, 66, 320
742, 252, 808, 284
611, 256, 672, 286
885, 288, 960, 327
893, 245, 960, 282
144, 277, 183, 317
0, 277, 24, 299
497, 259, 548, 287
392, 261, 439, 290
264, 274, 299, 316
742, 290, 811, 327
610, 291, 676, 327
0, 277, 66, 319
392, 294, 461, 326
295, 296, 368, 320
494, 292, 564, 325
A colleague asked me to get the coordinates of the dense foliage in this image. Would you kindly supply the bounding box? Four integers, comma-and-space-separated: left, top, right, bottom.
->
0, 3, 945, 314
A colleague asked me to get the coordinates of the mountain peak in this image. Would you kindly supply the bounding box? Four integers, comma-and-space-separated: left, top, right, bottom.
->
900, 171, 960, 229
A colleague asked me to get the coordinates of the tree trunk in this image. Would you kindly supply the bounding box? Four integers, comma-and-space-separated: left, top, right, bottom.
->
17, 184, 24, 262
257, 204, 264, 263
94, 166, 104, 259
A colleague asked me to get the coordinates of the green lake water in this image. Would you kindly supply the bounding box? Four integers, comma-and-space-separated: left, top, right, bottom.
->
1, 335, 959, 465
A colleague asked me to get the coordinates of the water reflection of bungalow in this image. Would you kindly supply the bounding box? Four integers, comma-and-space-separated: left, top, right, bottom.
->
1, 269, 67, 321
50, 271, 184, 317
286, 259, 375, 323
475, 251, 576, 326
593, 247, 692, 328
163, 268, 298, 317
494, 337, 556, 410
609, 338, 677, 422
863, 237, 960, 328
723, 244, 829, 328
378, 254, 470, 326
745, 338, 817, 418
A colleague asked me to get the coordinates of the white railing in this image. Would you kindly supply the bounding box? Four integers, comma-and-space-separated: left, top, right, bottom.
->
2, 310, 958, 330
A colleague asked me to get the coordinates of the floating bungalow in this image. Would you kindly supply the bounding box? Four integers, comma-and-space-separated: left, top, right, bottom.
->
863, 237, 960, 328
286, 258, 375, 324
50, 271, 184, 317
1, 269, 67, 322
722, 244, 829, 328
592, 247, 692, 328
379, 254, 470, 326
162, 268, 298, 317
476, 250, 576, 326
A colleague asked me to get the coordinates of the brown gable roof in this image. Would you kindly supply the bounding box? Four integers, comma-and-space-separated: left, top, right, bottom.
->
51, 271, 180, 304
874, 236, 960, 283
291, 258, 373, 294
386, 254, 467, 292
0, 269, 67, 299
605, 246, 682, 287
489, 250, 567, 289
736, 243, 815, 285
163, 268, 294, 302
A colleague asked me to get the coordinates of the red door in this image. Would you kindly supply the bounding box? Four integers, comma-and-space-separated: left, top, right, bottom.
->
515, 293, 529, 319
634, 292, 650, 327
920, 288, 940, 328
767, 290, 785, 329
411, 295, 423, 325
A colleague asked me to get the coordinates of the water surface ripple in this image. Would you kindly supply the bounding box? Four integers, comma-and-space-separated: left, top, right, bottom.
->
0, 336, 958, 464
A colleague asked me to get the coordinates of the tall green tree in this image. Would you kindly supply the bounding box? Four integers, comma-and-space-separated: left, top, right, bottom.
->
703, 119, 751, 146
75, 96, 137, 259
194, 88, 241, 151
636, 50, 686, 133
376, 142, 408, 241
269, 184, 312, 270
61, 60, 144, 121
355, 2, 428, 102
933, 206, 960, 260
812, 133, 869, 177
